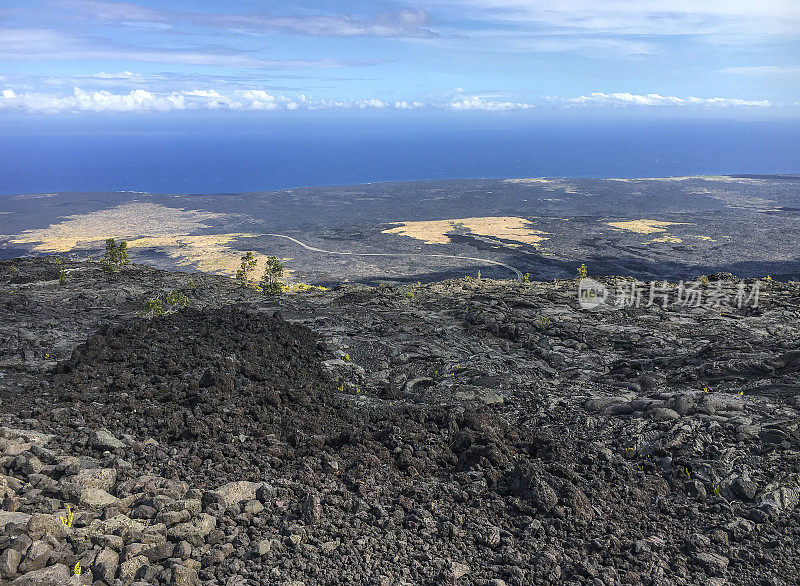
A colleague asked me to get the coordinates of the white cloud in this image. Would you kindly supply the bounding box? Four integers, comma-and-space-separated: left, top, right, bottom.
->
88, 71, 137, 79
0, 87, 777, 114
449, 96, 535, 110
58, 0, 166, 23
394, 100, 426, 109
0, 27, 367, 70
59, 1, 438, 38
719, 65, 800, 76
425, 0, 800, 38
0, 87, 404, 113
198, 9, 438, 39
551, 92, 771, 107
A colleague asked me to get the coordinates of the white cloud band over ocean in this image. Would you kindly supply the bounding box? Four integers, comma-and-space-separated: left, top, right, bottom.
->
0, 86, 777, 114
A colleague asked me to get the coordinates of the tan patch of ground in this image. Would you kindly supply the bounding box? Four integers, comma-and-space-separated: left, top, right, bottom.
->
649, 234, 683, 244
606, 219, 689, 235
382, 216, 548, 246
695, 235, 716, 242
8, 202, 225, 252
125, 234, 273, 277
5, 202, 289, 277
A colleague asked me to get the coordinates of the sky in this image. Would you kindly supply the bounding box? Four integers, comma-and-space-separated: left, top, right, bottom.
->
0, 0, 798, 116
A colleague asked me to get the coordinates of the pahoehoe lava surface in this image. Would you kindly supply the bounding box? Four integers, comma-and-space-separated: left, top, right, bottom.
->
0, 258, 799, 585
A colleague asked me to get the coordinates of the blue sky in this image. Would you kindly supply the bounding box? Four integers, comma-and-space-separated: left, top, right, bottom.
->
0, 0, 798, 115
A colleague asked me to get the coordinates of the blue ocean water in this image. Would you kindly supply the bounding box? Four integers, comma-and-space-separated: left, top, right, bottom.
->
1, 113, 798, 195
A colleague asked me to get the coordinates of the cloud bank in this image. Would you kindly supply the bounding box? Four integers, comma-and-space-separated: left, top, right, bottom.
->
0, 87, 775, 114
551, 92, 771, 107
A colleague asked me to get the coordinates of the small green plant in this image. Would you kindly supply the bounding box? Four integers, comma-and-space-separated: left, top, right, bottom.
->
282, 282, 328, 293
699, 275, 710, 286
143, 289, 190, 317
343, 352, 351, 362
405, 290, 415, 299
538, 316, 551, 331
10, 264, 18, 274
260, 255, 285, 296
55, 257, 66, 286
59, 505, 74, 528
464, 275, 472, 282
577, 263, 588, 279
143, 298, 164, 317
522, 273, 530, 283
477, 270, 481, 280
165, 290, 190, 307
101, 238, 130, 273
710, 483, 720, 496
73, 562, 81, 576
684, 468, 692, 480
236, 251, 258, 287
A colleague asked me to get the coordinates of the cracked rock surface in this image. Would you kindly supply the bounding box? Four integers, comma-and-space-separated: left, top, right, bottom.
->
1, 257, 799, 585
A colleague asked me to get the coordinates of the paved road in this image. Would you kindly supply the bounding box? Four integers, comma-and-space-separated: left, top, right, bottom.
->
264, 233, 523, 281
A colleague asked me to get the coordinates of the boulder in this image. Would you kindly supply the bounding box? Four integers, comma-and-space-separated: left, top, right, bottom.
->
92, 429, 125, 451
10, 563, 71, 586
167, 514, 216, 546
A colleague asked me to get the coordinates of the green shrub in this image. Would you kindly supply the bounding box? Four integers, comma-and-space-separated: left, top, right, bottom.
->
236, 251, 258, 287
165, 290, 190, 307
55, 257, 66, 285
260, 255, 285, 296
577, 263, 588, 279
143, 289, 190, 317
102, 238, 130, 273
143, 298, 164, 317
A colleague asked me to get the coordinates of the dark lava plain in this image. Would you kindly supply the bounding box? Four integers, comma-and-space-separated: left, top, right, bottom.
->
1, 175, 799, 283
0, 257, 798, 585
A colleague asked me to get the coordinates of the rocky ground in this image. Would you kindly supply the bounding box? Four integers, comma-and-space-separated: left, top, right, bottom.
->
0, 257, 799, 585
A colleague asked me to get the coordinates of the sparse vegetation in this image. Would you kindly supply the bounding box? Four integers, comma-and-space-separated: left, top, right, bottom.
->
55, 257, 66, 285
538, 316, 551, 331
700, 275, 710, 286
282, 282, 328, 294
59, 504, 74, 528
260, 255, 285, 296
522, 273, 530, 283
577, 263, 588, 279
101, 238, 130, 273
143, 298, 164, 317
236, 251, 258, 287
143, 289, 190, 317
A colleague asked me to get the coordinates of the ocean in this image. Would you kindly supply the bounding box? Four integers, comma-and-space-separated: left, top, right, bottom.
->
1, 112, 798, 195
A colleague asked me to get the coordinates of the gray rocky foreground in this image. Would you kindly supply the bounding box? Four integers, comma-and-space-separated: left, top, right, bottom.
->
0, 257, 798, 585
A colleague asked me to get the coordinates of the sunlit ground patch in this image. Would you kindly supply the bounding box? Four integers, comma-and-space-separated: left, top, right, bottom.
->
5, 202, 289, 277
606, 219, 689, 235
8, 202, 226, 252
382, 216, 549, 246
